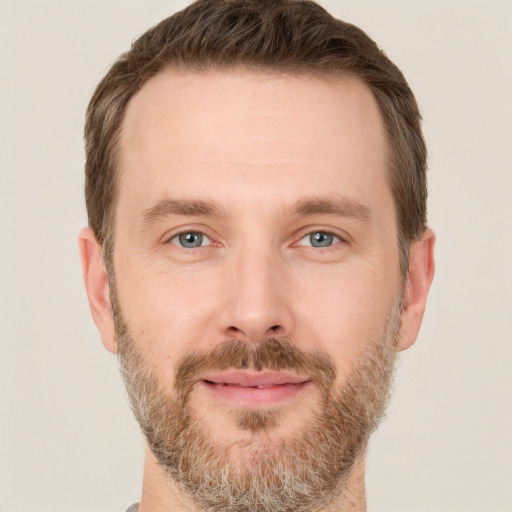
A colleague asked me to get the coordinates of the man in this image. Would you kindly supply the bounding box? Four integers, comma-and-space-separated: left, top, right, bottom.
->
79, 1, 435, 511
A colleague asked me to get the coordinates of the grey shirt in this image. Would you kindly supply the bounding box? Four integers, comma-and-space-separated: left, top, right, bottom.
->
125, 505, 139, 512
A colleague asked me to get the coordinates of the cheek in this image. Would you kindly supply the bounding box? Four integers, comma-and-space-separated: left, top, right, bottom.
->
114, 242, 401, 380
292, 264, 398, 373
115, 262, 223, 357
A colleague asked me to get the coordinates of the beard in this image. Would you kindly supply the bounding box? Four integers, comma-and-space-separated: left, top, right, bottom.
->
112, 291, 401, 512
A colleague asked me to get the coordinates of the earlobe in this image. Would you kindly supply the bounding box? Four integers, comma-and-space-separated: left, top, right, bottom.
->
398, 228, 436, 351
78, 227, 117, 353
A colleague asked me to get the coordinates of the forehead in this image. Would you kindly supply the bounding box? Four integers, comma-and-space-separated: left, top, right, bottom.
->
117, 69, 391, 219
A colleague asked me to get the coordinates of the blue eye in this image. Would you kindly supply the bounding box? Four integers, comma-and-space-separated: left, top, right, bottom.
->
300, 231, 341, 248
170, 232, 211, 248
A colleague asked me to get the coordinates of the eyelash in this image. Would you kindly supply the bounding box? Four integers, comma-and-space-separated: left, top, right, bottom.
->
296, 230, 343, 248
169, 231, 212, 249
167, 229, 345, 250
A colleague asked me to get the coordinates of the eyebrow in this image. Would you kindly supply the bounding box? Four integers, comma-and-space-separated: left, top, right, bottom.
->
290, 196, 372, 223
139, 194, 372, 228
140, 198, 227, 227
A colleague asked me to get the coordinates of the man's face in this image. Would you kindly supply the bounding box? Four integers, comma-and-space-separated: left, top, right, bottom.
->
110, 70, 404, 510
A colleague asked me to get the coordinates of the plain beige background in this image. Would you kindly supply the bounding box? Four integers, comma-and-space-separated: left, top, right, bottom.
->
1, 1, 511, 511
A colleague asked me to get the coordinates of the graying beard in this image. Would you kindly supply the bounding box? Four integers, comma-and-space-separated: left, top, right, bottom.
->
116, 303, 400, 512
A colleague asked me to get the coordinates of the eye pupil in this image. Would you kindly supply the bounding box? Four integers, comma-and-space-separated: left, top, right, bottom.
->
310, 231, 333, 247
179, 232, 203, 248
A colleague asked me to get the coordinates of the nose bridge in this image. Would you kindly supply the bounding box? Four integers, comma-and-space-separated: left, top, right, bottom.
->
220, 239, 293, 342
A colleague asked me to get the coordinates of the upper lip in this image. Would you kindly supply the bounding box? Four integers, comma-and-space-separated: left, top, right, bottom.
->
201, 371, 311, 387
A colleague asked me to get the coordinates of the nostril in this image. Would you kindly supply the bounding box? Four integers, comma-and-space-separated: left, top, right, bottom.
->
222, 324, 287, 342
227, 326, 244, 335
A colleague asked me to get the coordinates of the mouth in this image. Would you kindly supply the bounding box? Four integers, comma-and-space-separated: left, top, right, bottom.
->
200, 371, 312, 407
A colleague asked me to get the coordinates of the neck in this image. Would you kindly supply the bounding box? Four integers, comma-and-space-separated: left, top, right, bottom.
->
138, 446, 367, 512
327, 451, 367, 512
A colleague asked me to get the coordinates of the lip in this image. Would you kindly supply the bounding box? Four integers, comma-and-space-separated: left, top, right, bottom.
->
203, 370, 310, 387
200, 371, 312, 407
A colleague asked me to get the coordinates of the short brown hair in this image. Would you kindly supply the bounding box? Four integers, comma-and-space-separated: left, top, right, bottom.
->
85, 0, 427, 275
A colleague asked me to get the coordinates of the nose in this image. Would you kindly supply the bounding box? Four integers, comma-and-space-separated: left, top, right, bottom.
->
218, 245, 294, 343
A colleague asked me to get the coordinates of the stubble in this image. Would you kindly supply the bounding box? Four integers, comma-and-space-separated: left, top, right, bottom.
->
113, 291, 401, 512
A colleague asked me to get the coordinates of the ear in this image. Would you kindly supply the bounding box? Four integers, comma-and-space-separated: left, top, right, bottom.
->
398, 228, 436, 351
78, 227, 117, 353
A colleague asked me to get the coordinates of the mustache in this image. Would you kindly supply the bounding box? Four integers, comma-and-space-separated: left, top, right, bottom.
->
174, 338, 337, 400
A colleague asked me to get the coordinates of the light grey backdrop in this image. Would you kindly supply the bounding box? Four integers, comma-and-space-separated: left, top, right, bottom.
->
1, 1, 511, 511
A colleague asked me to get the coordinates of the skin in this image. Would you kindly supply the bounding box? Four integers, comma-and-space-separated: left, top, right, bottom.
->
79, 70, 435, 511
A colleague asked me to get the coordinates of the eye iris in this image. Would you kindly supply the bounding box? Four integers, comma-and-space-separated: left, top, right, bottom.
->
310, 231, 333, 247
179, 232, 203, 248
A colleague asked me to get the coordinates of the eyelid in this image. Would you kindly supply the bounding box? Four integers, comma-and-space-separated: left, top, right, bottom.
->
299, 231, 340, 248
162, 225, 348, 249
169, 231, 212, 248
163, 226, 218, 247
294, 227, 348, 247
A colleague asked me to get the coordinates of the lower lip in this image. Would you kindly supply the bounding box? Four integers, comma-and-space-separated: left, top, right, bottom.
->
202, 380, 312, 407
